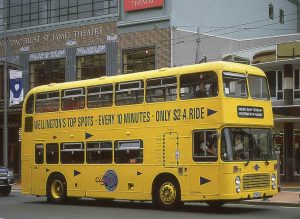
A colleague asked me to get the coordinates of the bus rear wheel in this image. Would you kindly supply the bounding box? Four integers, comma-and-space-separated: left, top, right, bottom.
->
47, 175, 67, 203
153, 178, 182, 209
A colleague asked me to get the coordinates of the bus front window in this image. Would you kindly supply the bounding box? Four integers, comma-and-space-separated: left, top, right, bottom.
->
248, 75, 270, 100
221, 128, 275, 162
223, 72, 248, 98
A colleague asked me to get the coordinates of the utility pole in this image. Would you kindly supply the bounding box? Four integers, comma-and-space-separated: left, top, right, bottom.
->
3, 22, 8, 168
195, 27, 200, 64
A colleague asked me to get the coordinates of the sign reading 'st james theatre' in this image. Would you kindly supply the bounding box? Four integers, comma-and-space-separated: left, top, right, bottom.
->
124, 0, 164, 12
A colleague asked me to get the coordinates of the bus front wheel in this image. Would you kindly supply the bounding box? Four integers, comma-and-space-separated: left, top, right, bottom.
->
47, 174, 67, 203
153, 178, 182, 209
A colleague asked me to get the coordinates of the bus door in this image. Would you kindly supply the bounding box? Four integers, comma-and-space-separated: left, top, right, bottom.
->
33, 140, 46, 195
163, 132, 180, 167
190, 130, 219, 195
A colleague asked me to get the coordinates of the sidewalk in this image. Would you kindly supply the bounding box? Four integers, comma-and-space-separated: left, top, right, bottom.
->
12, 182, 300, 207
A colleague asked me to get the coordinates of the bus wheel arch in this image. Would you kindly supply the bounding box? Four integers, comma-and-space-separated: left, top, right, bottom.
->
152, 173, 182, 209
46, 172, 67, 203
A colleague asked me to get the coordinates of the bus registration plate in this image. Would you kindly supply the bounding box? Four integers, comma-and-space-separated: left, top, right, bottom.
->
253, 192, 261, 198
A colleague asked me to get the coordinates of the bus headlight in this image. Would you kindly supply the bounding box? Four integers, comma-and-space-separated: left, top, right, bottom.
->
235, 176, 241, 193
271, 174, 276, 190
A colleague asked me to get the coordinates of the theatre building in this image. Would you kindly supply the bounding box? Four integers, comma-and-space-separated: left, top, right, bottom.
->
0, 0, 171, 176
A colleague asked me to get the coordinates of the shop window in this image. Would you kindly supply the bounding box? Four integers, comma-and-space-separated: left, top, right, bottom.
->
61, 143, 84, 164
46, 143, 59, 164
4, 0, 118, 30
86, 141, 112, 164
146, 77, 177, 103
123, 48, 155, 74
266, 71, 283, 100
115, 80, 144, 106
77, 54, 106, 80
180, 72, 218, 99
193, 130, 218, 162
294, 69, 300, 99
87, 84, 113, 108
35, 144, 44, 164
62, 88, 85, 110
294, 131, 300, 175
36, 91, 59, 113
30, 59, 65, 88
114, 140, 143, 164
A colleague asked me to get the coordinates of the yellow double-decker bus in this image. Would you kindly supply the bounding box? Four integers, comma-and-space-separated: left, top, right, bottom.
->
21, 61, 278, 209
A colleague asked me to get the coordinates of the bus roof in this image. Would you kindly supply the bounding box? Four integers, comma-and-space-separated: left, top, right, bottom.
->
26, 61, 265, 95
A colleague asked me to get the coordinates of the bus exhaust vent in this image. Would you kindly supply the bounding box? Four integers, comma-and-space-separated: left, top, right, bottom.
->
243, 173, 270, 191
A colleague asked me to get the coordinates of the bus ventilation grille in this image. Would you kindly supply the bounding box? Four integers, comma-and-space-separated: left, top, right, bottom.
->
243, 173, 270, 191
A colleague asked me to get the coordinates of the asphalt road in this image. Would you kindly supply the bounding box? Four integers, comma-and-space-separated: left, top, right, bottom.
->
0, 192, 299, 219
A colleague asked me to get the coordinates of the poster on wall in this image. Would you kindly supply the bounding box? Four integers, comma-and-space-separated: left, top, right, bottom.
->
9, 69, 23, 107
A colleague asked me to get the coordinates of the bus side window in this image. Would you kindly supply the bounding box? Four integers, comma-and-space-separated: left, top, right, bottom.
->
146, 76, 177, 103
180, 71, 218, 100
87, 84, 113, 108
86, 141, 112, 164
193, 130, 218, 162
36, 91, 59, 113
46, 143, 59, 164
60, 143, 84, 164
35, 144, 44, 164
62, 88, 85, 111
25, 94, 34, 114
115, 81, 144, 106
114, 140, 143, 164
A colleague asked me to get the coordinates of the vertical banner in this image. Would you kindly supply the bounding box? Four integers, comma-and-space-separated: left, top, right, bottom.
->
9, 69, 23, 106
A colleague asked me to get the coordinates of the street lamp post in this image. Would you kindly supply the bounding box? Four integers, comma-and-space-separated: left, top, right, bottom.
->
3, 22, 8, 168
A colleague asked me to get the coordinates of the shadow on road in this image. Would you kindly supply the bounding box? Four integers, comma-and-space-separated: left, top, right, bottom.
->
24, 198, 270, 214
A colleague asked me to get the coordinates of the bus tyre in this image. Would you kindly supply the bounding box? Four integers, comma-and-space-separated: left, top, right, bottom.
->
47, 175, 67, 203
206, 201, 226, 208
0, 186, 11, 196
153, 178, 182, 210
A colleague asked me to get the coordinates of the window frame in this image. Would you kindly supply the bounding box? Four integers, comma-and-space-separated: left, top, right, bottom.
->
46, 143, 59, 164
146, 76, 177, 103
87, 84, 113, 108
35, 144, 44, 164
36, 91, 60, 113
192, 129, 218, 162
222, 72, 248, 98
61, 87, 85, 111
60, 142, 84, 164
86, 141, 113, 164
115, 80, 144, 106
114, 140, 143, 164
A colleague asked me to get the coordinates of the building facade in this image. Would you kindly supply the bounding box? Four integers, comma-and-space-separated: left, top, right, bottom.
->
0, 0, 299, 182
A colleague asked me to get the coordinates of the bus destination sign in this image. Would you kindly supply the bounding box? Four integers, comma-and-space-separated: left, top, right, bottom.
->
237, 106, 264, 118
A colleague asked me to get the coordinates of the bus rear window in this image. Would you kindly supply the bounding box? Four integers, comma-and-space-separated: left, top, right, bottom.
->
25, 94, 34, 114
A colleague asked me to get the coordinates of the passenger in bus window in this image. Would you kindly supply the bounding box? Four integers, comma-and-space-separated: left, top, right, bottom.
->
201, 139, 217, 156
195, 81, 208, 98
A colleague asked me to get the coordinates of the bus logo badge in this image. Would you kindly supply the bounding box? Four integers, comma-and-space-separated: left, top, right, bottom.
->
103, 170, 118, 191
